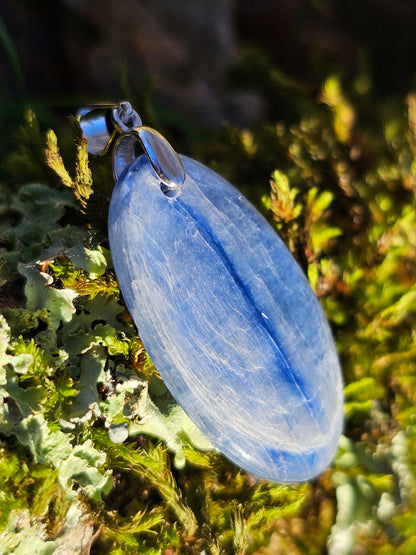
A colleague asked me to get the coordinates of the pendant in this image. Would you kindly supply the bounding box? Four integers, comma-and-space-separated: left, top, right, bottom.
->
78, 103, 343, 482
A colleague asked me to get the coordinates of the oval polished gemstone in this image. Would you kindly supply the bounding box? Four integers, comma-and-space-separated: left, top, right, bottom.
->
108, 154, 343, 482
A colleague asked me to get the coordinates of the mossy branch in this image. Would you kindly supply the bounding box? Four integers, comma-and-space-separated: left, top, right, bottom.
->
45, 127, 93, 209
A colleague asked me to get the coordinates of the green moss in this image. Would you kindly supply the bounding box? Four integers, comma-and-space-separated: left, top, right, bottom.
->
1, 57, 416, 553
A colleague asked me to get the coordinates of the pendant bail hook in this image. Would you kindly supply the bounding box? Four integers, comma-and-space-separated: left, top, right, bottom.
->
77, 102, 142, 156
77, 101, 185, 191
112, 101, 142, 133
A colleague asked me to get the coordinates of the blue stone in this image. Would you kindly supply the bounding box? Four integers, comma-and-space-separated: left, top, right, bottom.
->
108, 154, 343, 482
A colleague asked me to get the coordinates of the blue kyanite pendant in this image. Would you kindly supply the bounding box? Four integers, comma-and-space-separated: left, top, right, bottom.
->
81, 103, 343, 482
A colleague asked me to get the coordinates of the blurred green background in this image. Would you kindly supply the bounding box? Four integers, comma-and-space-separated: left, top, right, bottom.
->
1, 1, 416, 554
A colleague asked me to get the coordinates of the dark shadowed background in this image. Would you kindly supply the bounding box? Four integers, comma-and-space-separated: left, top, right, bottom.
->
2, 0, 416, 132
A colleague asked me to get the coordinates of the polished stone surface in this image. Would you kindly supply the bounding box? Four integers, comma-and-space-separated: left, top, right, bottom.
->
109, 154, 343, 482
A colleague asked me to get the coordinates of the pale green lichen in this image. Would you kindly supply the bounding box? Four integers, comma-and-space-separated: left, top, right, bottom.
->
1, 63, 416, 552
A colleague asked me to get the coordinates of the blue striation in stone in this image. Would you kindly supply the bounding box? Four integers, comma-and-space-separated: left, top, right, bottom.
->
108, 154, 343, 482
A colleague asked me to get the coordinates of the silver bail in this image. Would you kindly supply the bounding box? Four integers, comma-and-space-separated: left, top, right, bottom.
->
112, 128, 186, 191
77, 104, 117, 156
77, 102, 143, 156
77, 101, 185, 192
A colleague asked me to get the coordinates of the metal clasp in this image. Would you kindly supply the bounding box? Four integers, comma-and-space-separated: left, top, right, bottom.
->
77, 102, 185, 192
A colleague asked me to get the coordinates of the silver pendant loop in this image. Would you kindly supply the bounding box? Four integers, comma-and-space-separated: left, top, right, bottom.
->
111, 101, 142, 133
77, 101, 185, 189
77, 103, 118, 156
